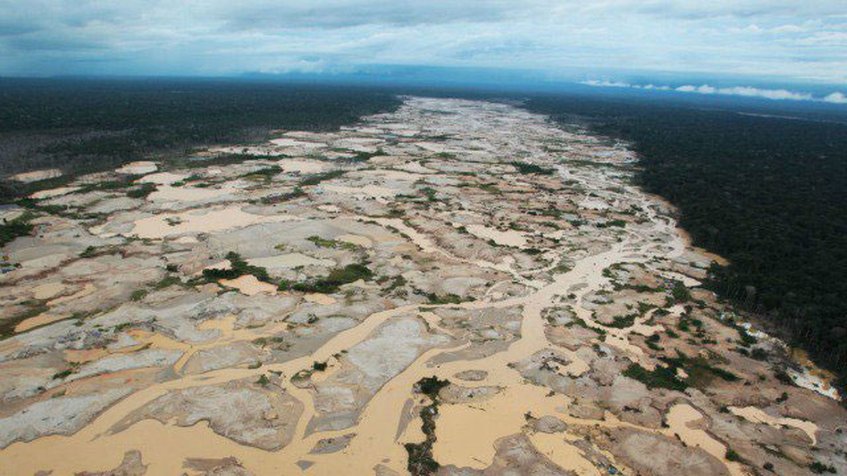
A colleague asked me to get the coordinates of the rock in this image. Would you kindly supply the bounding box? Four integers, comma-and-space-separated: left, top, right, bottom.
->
183, 456, 254, 476
112, 380, 302, 451
453, 370, 488, 382
67, 349, 183, 382
0, 388, 132, 448
534, 415, 568, 433
439, 433, 575, 475
439, 384, 501, 404
309, 433, 356, 454
606, 428, 729, 476
181, 342, 265, 375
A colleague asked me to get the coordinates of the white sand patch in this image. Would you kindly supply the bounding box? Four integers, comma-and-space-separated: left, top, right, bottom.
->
322, 150, 355, 160
203, 260, 232, 272
128, 206, 299, 239
10, 169, 62, 183
304, 294, 336, 305
337, 234, 372, 248
0, 208, 25, 222
392, 129, 420, 137
788, 367, 842, 401
278, 159, 327, 174
335, 137, 382, 146
248, 254, 334, 271
543, 229, 568, 241
323, 184, 398, 199
138, 172, 186, 185
579, 197, 609, 210
368, 170, 424, 181
33, 282, 66, 300
317, 205, 340, 213
147, 183, 239, 203
465, 224, 528, 248
270, 138, 323, 149
219, 275, 277, 296
47, 283, 97, 307
412, 141, 446, 153
331, 138, 382, 153
15, 312, 71, 333
116, 161, 158, 175
397, 161, 437, 174
662, 271, 702, 287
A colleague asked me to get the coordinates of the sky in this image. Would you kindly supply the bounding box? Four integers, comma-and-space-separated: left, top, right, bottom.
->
1, 0, 846, 90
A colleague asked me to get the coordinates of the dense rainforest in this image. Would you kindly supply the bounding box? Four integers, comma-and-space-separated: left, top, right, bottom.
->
526, 93, 847, 390
0, 78, 400, 201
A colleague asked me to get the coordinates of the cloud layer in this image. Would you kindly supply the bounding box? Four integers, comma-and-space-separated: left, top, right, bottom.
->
0, 0, 846, 84
581, 80, 846, 104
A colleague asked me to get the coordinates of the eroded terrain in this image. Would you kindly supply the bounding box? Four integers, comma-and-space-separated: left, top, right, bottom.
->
1, 97, 845, 475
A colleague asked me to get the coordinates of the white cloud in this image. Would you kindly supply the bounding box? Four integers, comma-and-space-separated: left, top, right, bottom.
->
581, 79, 632, 88
718, 86, 813, 101
583, 79, 846, 104
824, 92, 847, 104
0, 0, 846, 82
676, 84, 813, 101
676, 84, 718, 94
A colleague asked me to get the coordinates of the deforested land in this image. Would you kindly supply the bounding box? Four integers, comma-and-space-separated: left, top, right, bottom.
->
0, 90, 845, 475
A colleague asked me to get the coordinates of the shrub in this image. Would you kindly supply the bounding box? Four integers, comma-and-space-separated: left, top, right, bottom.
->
509, 161, 555, 175
623, 363, 687, 391
0, 211, 35, 246
726, 449, 742, 462
126, 183, 157, 198
671, 281, 692, 302
291, 263, 373, 294
202, 251, 271, 283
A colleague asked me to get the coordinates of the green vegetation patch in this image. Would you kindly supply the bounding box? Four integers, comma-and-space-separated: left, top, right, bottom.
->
663, 352, 739, 388
290, 263, 373, 294
240, 165, 282, 181
1, 211, 36, 246
0, 300, 48, 338
670, 281, 692, 303
307, 235, 359, 251
126, 182, 157, 199
607, 313, 638, 329
299, 170, 345, 187
202, 251, 271, 283
810, 461, 837, 474
425, 293, 464, 305
625, 351, 739, 391
623, 363, 688, 392
341, 148, 384, 163
509, 161, 556, 175
405, 376, 450, 476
